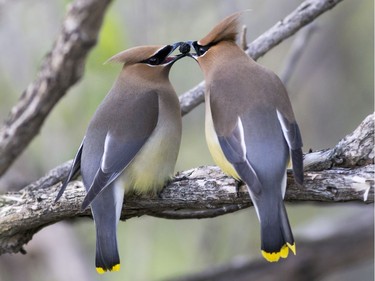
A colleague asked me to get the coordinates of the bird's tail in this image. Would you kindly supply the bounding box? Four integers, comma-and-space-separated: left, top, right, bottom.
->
95, 224, 121, 274
89, 182, 124, 274
259, 201, 296, 262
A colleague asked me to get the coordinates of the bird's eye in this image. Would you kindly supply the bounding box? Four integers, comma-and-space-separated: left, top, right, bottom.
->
196, 45, 210, 56
147, 57, 159, 65
198, 47, 206, 55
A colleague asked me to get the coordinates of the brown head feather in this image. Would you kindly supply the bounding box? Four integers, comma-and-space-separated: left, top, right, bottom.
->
198, 12, 242, 46
105, 45, 164, 65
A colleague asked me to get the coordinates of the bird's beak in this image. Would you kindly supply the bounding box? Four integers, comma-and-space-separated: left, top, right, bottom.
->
183, 41, 198, 61
162, 42, 188, 65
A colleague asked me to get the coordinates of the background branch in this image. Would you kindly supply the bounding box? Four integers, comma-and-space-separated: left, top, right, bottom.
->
0, 0, 112, 177
280, 23, 317, 84
0, 113, 373, 255
240, 25, 248, 51
179, 0, 343, 115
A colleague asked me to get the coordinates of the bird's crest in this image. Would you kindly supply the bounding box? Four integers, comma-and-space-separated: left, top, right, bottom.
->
105, 45, 164, 65
198, 11, 243, 46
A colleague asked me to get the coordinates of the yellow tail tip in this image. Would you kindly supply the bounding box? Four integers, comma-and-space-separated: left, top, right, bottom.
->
262, 250, 282, 262
287, 242, 296, 255
279, 244, 289, 258
96, 267, 106, 274
261, 243, 296, 262
96, 264, 121, 274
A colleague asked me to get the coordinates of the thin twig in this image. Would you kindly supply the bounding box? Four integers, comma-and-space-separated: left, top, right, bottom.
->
240, 25, 248, 51
280, 23, 317, 84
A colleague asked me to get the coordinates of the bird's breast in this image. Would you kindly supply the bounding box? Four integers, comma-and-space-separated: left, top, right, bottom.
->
122, 95, 182, 195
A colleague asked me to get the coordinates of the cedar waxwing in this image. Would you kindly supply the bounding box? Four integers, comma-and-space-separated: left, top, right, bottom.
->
55, 43, 185, 273
186, 13, 304, 262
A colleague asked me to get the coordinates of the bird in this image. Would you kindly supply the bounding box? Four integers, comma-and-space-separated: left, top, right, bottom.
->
186, 12, 304, 262
55, 43, 185, 273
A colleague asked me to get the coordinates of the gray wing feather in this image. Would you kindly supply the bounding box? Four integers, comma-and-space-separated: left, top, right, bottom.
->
218, 119, 262, 195
55, 139, 84, 203
276, 110, 304, 185
81, 136, 147, 209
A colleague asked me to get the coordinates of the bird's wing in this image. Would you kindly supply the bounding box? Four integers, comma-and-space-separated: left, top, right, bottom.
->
55, 139, 84, 203
276, 110, 304, 185
81, 92, 159, 209
217, 116, 263, 196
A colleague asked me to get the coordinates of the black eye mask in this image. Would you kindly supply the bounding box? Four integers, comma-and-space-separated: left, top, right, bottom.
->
192, 41, 213, 56
142, 45, 174, 65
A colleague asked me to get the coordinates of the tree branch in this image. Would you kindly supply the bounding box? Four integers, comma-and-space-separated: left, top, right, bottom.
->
0, 113, 373, 255
0, 0, 112, 177
179, 0, 343, 115
304, 113, 375, 171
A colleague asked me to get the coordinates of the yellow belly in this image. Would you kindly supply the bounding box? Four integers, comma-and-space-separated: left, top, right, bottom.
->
121, 114, 181, 195
205, 97, 240, 180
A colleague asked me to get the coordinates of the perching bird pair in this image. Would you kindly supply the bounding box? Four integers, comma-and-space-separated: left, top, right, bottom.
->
55, 12, 303, 273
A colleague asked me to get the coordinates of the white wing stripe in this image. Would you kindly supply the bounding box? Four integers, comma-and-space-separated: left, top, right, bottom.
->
276, 109, 292, 148
237, 116, 247, 159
